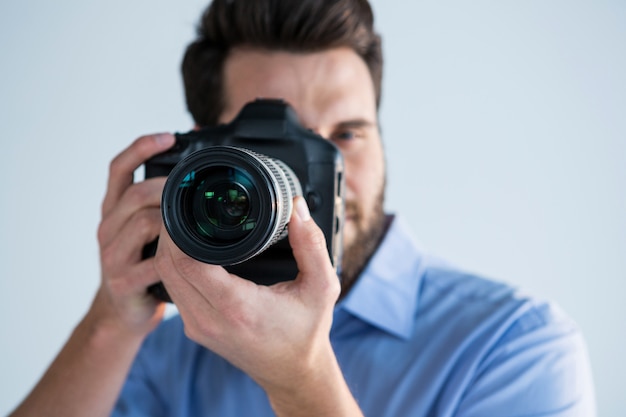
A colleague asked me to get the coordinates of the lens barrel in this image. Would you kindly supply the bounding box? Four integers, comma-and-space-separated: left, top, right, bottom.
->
161, 146, 302, 265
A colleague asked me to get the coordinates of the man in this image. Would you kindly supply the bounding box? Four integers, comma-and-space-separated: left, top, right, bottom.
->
11, 0, 596, 416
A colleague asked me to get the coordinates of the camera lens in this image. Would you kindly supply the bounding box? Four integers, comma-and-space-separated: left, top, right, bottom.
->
189, 166, 254, 244
161, 146, 302, 265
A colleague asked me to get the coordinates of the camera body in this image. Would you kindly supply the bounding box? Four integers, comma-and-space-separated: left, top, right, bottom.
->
144, 99, 345, 302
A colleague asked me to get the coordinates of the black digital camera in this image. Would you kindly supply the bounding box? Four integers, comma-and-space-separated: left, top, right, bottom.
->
143, 99, 345, 302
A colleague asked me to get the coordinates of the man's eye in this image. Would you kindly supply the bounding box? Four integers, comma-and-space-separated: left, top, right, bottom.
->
333, 131, 356, 141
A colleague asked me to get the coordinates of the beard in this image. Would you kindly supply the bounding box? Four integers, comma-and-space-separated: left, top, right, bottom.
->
339, 183, 388, 298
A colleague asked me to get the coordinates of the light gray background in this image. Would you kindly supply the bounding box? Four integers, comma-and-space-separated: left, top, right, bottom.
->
1, 1, 624, 415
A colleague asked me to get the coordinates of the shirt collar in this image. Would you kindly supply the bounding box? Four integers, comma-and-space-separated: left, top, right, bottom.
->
336, 216, 426, 340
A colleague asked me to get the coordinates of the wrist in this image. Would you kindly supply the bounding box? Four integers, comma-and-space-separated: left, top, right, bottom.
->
265, 342, 363, 417
90, 287, 165, 340
78, 307, 146, 356
82, 288, 160, 347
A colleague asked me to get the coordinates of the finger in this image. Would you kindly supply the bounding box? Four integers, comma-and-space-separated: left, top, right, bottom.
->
288, 197, 340, 301
156, 229, 251, 306
102, 133, 175, 216
153, 231, 228, 333
106, 256, 163, 298
98, 177, 166, 247
100, 207, 162, 272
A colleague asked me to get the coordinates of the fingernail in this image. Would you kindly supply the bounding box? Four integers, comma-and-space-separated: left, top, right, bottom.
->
155, 133, 175, 147
295, 197, 311, 222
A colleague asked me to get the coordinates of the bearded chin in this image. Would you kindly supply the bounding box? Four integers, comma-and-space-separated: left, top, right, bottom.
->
339, 185, 388, 298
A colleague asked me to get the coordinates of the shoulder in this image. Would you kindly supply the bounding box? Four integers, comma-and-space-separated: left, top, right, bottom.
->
417, 263, 596, 415
418, 261, 582, 360
419, 262, 577, 339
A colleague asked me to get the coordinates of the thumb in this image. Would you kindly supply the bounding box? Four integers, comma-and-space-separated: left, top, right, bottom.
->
288, 197, 340, 298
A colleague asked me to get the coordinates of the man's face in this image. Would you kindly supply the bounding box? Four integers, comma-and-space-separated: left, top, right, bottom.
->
219, 47, 386, 290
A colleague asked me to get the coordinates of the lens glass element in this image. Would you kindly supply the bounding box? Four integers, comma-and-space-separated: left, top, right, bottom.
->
204, 183, 249, 227
180, 165, 258, 245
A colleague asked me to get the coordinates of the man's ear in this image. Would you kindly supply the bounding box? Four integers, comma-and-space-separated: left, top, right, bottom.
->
193, 124, 201, 131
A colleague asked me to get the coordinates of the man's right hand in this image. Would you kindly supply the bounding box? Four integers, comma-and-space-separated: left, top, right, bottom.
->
93, 132, 176, 336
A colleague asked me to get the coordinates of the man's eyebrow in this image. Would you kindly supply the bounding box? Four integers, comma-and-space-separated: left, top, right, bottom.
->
335, 119, 377, 129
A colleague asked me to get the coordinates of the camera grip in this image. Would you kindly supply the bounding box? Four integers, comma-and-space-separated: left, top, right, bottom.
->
142, 239, 173, 303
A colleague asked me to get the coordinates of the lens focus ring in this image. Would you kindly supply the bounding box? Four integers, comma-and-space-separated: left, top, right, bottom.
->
237, 148, 302, 247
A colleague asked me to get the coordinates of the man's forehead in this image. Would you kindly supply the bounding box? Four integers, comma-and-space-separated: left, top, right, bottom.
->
220, 47, 377, 127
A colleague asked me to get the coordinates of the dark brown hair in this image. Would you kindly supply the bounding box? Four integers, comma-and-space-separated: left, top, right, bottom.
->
181, 0, 383, 127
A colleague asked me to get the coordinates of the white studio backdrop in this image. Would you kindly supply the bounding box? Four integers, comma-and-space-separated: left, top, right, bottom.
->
1, 1, 624, 415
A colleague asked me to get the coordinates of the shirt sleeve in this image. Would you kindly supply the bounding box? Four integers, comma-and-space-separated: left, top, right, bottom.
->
110, 350, 168, 417
453, 303, 596, 416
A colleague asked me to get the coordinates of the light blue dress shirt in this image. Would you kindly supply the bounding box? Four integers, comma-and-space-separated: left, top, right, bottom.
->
113, 216, 596, 416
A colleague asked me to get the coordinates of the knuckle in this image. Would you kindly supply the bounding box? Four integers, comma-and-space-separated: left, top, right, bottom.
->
125, 183, 151, 207
324, 276, 341, 301
316, 269, 341, 304
96, 220, 109, 245
99, 242, 117, 270
108, 153, 126, 176
133, 209, 160, 238
306, 226, 327, 252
